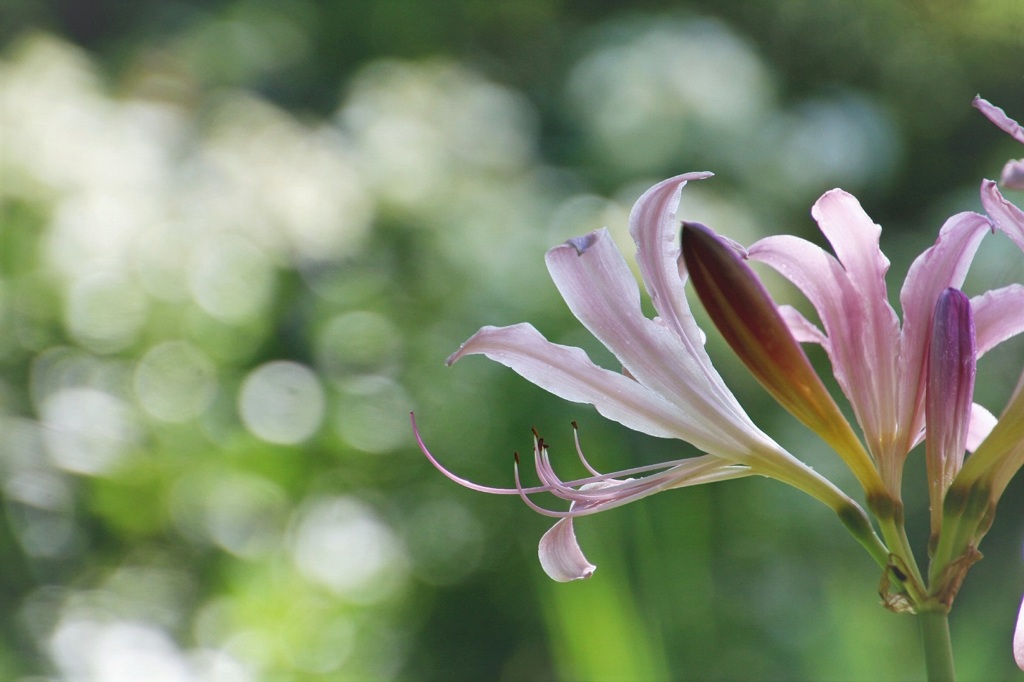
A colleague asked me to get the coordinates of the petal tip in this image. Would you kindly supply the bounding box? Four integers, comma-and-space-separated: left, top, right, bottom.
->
444, 349, 461, 367
445, 340, 473, 367
445, 325, 503, 366
547, 228, 608, 259
1015, 593, 1024, 670
565, 232, 601, 256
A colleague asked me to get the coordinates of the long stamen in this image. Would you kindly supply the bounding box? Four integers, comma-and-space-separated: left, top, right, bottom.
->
514, 451, 575, 518
572, 420, 602, 476
523, 454, 737, 517
416, 411, 719, 492
514, 463, 661, 518
412, 412, 549, 495
415, 412, 751, 518
533, 434, 701, 503
514, 436, 695, 516
559, 475, 699, 516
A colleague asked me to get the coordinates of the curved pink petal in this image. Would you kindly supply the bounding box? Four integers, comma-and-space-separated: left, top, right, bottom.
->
974, 98, 1024, 189
812, 190, 895, 315
747, 232, 892, 455
972, 284, 1024, 358
1002, 159, 1024, 190
974, 96, 1024, 145
966, 403, 997, 453
747, 235, 852, 341
981, 180, 1024, 251
895, 211, 992, 452
809, 190, 901, 460
1015, 592, 1024, 670
544, 228, 761, 457
446, 323, 694, 440
539, 517, 595, 582
628, 171, 713, 349
536, 459, 751, 581
907, 414, 999, 455
778, 304, 829, 347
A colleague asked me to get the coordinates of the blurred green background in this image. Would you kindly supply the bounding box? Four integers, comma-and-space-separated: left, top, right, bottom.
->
0, 1, 1023, 680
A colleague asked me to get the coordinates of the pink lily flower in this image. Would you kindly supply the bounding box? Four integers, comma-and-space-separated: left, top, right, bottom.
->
744, 184, 1024, 496
705, 97, 1024, 669
417, 172, 882, 581
420, 97, 1024, 673
974, 96, 1024, 190
681, 175, 1024, 669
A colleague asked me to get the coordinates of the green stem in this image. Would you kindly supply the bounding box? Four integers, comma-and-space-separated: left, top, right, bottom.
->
835, 502, 890, 569
877, 515, 927, 602
918, 609, 955, 682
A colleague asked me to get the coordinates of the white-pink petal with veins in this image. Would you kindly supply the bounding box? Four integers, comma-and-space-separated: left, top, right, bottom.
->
447, 323, 708, 441
629, 172, 715, 351
545, 228, 760, 458
808, 191, 901, 459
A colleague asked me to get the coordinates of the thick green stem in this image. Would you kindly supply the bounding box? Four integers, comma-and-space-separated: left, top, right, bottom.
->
918, 609, 956, 682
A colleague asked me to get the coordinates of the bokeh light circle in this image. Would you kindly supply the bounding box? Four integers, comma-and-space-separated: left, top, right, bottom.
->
134, 341, 217, 423
65, 272, 148, 354
41, 387, 138, 476
315, 311, 400, 381
238, 361, 324, 445
289, 496, 407, 603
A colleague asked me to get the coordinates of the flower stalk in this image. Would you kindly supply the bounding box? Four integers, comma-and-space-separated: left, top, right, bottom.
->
919, 608, 956, 682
